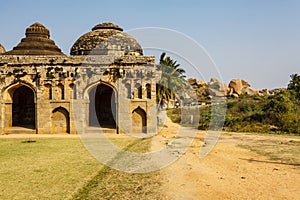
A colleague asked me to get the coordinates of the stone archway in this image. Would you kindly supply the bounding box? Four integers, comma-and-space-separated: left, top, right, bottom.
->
132, 107, 147, 133
12, 85, 35, 129
51, 107, 70, 134
89, 84, 116, 128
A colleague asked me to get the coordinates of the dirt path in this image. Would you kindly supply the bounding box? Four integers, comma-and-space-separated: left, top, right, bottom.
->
153, 118, 300, 200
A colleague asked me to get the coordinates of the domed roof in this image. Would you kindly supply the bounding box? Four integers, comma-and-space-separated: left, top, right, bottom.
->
0, 43, 5, 54
4, 22, 64, 55
70, 22, 143, 56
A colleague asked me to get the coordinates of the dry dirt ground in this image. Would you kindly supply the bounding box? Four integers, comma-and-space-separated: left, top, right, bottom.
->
2, 121, 300, 200
153, 117, 300, 200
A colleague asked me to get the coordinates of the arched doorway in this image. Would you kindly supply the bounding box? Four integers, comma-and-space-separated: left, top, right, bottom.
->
132, 107, 147, 133
51, 107, 70, 134
89, 84, 116, 128
12, 85, 35, 129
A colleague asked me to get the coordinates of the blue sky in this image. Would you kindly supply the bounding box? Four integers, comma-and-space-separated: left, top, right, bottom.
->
0, 0, 299, 89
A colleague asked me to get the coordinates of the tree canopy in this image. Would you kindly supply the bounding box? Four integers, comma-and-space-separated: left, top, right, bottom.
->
288, 74, 300, 97
156, 52, 186, 105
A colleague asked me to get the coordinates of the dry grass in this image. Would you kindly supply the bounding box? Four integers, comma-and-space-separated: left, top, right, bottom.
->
2, 132, 299, 200
0, 138, 102, 200
72, 137, 165, 200
237, 137, 300, 166
0, 137, 164, 200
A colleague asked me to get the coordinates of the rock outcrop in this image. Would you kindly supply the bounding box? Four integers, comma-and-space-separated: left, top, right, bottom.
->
187, 78, 197, 86
207, 78, 229, 97
187, 78, 208, 101
241, 87, 259, 96
259, 89, 269, 96
228, 79, 259, 97
188, 77, 260, 100
228, 79, 250, 95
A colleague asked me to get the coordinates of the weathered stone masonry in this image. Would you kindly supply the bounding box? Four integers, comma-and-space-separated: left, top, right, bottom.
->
0, 22, 157, 134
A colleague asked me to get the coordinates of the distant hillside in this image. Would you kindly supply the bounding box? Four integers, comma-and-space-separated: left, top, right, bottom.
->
187, 77, 285, 103
168, 74, 300, 135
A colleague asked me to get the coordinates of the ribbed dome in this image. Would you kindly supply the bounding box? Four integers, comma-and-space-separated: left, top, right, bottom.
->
70, 22, 143, 56
4, 22, 64, 55
25, 22, 50, 38
0, 43, 5, 54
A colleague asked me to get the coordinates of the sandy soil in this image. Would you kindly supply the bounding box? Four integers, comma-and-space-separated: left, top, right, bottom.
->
153, 118, 300, 200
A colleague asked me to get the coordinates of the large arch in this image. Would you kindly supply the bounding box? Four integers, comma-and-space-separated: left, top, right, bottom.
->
2, 81, 36, 103
88, 83, 117, 128
12, 85, 36, 129
51, 107, 70, 134
131, 106, 147, 133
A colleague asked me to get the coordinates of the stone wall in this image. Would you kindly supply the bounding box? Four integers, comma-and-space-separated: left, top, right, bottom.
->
0, 54, 157, 134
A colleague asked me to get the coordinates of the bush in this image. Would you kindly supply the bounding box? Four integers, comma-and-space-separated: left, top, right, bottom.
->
227, 102, 236, 109
198, 109, 211, 130
166, 108, 181, 123
239, 104, 252, 112
264, 90, 300, 134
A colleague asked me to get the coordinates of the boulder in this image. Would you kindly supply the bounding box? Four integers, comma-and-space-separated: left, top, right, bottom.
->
196, 80, 206, 86
232, 93, 239, 98
224, 83, 230, 94
228, 79, 250, 95
241, 87, 259, 95
228, 87, 234, 96
260, 89, 269, 95
207, 78, 228, 96
187, 78, 197, 85
210, 78, 219, 83
208, 88, 226, 97
241, 80, 250, 87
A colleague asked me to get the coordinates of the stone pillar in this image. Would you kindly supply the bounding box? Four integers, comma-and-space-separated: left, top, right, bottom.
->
116, 81, 131, 134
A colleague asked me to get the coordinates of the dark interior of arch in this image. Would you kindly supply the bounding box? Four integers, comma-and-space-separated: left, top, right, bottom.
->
89, 84, 116, 128
12, 85, 35, 129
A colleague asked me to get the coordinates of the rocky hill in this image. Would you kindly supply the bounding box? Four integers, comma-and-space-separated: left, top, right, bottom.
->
187, 78, 284, 100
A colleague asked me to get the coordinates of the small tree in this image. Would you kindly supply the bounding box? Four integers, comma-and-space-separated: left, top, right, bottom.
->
288, 74, 300, 97
264, 74, 300, 134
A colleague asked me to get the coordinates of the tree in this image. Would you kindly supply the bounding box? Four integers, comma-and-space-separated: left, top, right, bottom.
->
288, 74, 300, 98
264, 74, 300, 134
156, 52, 186, 107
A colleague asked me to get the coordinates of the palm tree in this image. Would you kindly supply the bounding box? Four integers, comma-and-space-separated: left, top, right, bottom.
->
156, 52, 186, 108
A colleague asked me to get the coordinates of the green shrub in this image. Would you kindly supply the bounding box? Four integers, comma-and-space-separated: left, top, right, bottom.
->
239, 104, 252, 112
227, 102, 236, 109
264, 90, 300, 134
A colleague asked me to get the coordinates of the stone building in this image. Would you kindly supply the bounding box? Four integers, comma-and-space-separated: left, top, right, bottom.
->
0, 22, 157, 134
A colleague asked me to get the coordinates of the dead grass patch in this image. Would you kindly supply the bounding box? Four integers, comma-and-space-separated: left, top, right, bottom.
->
237, 138, 300, 166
